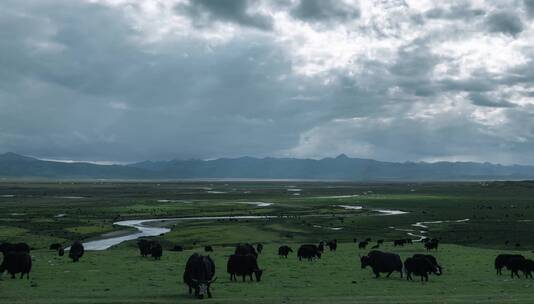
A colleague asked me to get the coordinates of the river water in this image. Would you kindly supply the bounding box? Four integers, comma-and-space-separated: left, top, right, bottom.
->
82, 209, 412, 250
83, 216, 276, 250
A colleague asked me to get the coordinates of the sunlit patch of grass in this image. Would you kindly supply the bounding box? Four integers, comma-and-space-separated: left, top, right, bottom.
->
0, 226, 28, 238
65, 225, 115, 235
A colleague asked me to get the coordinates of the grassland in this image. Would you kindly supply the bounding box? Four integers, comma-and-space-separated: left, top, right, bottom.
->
1, 181, 534, 303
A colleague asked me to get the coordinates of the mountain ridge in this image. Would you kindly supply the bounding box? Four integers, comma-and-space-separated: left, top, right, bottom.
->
1, 152, 533, 181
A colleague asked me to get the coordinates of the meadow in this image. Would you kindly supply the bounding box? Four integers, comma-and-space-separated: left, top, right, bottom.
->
1, 181, 534, 303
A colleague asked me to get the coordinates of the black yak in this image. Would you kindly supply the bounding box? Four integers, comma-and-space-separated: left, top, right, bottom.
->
520, 259, 534, 278
137, 239, 152, 257
0, 251, 32, 279
404, 255, 442, 282
327, 240, 338, 251
49, 243, 62, 251
318, 241, 325, 253
235, 243, 258, 258
227, 254, 264, 282
394, 239, 406, 247
508, 256, 530, 279
424, 239, 439, 251
69, 241, 84, 262
183, 253, 216, 299
495, 254, 525, 275
361, 250, 403, 278
151, 242, 163, 260
170, 245, 184, 252
413, 254, 442, 275
278, 245, 293, 258
297, 244, 321, 261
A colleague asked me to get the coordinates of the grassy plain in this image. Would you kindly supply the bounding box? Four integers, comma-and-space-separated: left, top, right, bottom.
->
1, 181, 534, 303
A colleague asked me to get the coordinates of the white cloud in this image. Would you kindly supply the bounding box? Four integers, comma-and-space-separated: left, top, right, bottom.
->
2, 0, 534, 164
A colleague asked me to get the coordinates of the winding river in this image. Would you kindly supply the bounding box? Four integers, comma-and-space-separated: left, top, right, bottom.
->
81, 208, 420, 250
83, 216, 276, 250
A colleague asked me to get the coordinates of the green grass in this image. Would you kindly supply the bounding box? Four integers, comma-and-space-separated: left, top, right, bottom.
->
2, 181, 534, 303
1, 243, 533, 303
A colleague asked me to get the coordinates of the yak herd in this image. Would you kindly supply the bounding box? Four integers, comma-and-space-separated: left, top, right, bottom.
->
1, 236, 533, 299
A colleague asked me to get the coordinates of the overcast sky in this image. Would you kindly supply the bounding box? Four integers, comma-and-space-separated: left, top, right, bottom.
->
2, 0, 534, 164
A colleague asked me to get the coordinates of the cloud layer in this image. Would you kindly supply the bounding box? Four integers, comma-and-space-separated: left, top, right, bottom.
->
1, 0, 534, 164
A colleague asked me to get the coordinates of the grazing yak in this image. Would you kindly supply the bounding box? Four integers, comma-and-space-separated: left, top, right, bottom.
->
0, 251, 32, 279
278, 245, 293, 258
394, 239, 407, 247
69, 241, 85, 262
0, 242, 9, 254
358, 241, 368, 249
204, 246, 214, 252
227, 254, 264, 282
137, 239, 162, 259
495, 254, 525, 275
424, 239, 439, 251
183, 253, 216, 299
49, 243, 62, 251
0, 243, 32, 279
520, 259, 534, 279
1, 242, 30, 255
137, 239, 153, 257
506, 256, 534, 279
14, 243, 30, 253
170, 245, 184, 252
413, 254, 442, 274
361, 250, 403, 279
256, 243, 263, 254
235, 243, 258, 258
327, 240, 338, 252
404, 254, 442, 282
318, 241, 325, 253
297, 244, 322, 261
151, 242, 163, 260
49, 243, 64, 256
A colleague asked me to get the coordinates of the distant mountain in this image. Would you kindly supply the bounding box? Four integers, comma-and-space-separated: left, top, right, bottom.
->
1, 152, 534, 180
0, 152, 152, 179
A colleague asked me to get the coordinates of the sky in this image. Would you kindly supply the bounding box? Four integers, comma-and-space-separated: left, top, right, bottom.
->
2, 0, 534, 164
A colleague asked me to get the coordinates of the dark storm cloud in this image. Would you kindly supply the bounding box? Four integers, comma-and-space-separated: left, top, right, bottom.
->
2, 0, 534, 164
290, 0, 360, 24
525, 0, 534, 17
178, 0, 273, 30
0, 0, 334, 162
468, 93, 517, 108
425, 4, 485, 20
485, 10, 524, 36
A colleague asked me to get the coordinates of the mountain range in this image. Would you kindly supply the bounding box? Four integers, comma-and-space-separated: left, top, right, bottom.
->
1, 152, 533, 181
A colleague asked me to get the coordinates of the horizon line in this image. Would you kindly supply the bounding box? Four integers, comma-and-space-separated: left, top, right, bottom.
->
0, 152, 530, 168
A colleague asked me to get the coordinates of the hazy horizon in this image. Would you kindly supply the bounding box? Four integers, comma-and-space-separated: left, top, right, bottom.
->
3, 1, 534, 165
3, 151, 534, 167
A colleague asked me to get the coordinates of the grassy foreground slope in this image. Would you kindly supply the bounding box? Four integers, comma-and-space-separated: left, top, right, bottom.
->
1, 243, 533, 304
